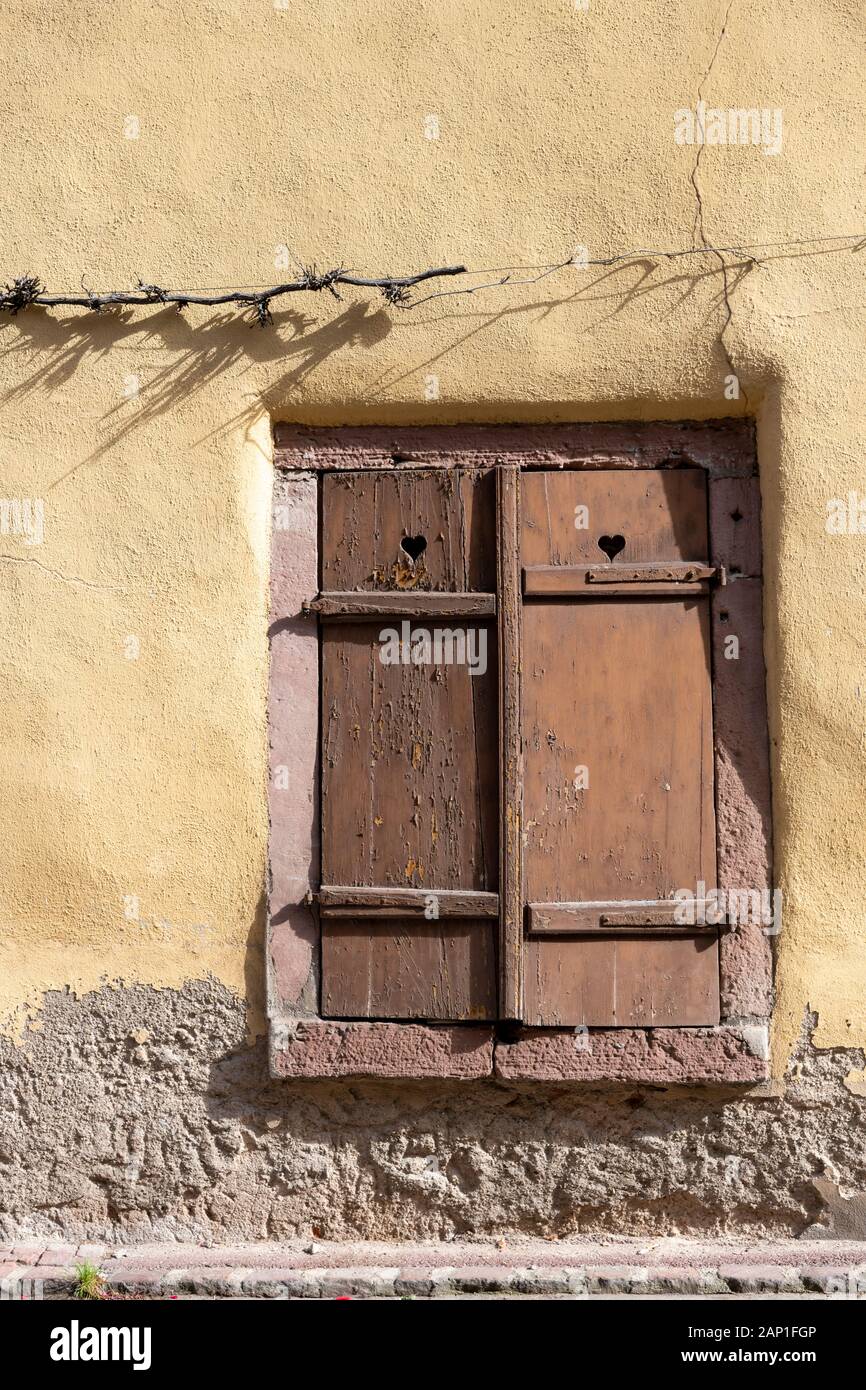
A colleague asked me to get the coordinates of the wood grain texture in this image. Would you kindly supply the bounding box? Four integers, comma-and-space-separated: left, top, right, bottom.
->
318, 885, 498, 916
523, 563, 715, 597
308, 592, 495, 618
527, 902, 720, 933
322, 623, 498, 892
523, 933, 720, 1027
521, 468, 709, 568
521, 597, 716, 902
321, 920, 497, 1020
521, 469, 719, 1028
322, 469, 495, 592
320, 469, 498, 1020
269, 425, 771, 1073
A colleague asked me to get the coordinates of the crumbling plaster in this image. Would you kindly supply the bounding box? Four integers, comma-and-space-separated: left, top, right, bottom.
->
1, 983, 864, 1244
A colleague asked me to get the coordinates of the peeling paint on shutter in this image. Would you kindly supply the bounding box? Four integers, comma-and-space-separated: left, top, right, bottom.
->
318, 470, 499, 1021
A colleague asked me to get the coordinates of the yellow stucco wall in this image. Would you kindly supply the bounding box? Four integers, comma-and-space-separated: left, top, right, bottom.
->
1, 0, 863, 1074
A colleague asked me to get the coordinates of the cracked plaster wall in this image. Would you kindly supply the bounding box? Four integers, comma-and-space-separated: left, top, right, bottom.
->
0, 1, 864, 1237
1, 982, 865, 1243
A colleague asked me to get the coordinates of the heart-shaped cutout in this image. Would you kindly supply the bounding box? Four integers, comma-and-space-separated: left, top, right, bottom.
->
597, 534, 626, 562
400, 534, 427, 564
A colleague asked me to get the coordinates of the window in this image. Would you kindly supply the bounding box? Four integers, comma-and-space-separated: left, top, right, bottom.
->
269, 425, 772, 1081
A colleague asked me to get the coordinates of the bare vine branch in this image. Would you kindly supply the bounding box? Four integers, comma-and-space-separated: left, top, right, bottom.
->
408, 256, 575, 307
0, 264, 468, 324
1, 233, 862, 325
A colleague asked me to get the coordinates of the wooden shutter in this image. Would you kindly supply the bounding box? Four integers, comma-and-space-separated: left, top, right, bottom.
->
521, 469, 720, 1027
313, 462, 721, 1029
317, 470, 499, 1021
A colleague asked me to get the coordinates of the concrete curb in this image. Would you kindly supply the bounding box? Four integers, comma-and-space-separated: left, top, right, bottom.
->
3, 1239, 866, 1298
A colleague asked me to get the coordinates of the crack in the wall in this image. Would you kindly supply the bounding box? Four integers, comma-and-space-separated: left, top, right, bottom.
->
0, 553, 124, 592
689, 0, 737, 247
687, 0, 752, 415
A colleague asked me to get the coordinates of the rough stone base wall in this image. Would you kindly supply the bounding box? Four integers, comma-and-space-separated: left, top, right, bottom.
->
1, 982, 863, 1245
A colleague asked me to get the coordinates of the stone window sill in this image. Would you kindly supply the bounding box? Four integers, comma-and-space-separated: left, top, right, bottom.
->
269, 1019, 769, 1084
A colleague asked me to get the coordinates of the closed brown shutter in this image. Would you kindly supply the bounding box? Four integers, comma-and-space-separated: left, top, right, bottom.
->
312, 463, 721, 1027
521, 470, 720, 1026
317, 470, 499, 1021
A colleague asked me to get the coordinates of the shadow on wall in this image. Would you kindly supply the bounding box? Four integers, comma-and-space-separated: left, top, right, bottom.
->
0, 299, 393, 472
0, 252, 765, 473
5, 236, 863, 452
361, 254, 756, 402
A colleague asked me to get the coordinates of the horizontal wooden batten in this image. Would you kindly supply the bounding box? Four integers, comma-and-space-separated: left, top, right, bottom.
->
527, 902, 722, 935
305, 591, 496, 619
523, 564, 718, 599
318, 886, 499, 918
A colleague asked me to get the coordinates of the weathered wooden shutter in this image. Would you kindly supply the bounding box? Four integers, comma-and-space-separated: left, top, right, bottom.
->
521, 469, 720, 1026
316, 469, 499, 1021
313, 462, 721, 1028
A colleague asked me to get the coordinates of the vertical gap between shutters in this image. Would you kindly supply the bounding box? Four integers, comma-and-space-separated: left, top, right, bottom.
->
497, 465, 523, 1020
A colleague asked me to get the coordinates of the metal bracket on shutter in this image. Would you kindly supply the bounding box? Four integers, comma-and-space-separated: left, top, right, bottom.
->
523, 564, 724, 598
526, 902, 725, 935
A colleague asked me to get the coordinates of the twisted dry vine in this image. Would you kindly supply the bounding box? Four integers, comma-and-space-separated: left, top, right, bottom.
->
0, 264, 468, 325
2, 234, 862, 325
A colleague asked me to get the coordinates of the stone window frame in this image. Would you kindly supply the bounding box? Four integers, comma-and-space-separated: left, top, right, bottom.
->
267, 421, 773, 1083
